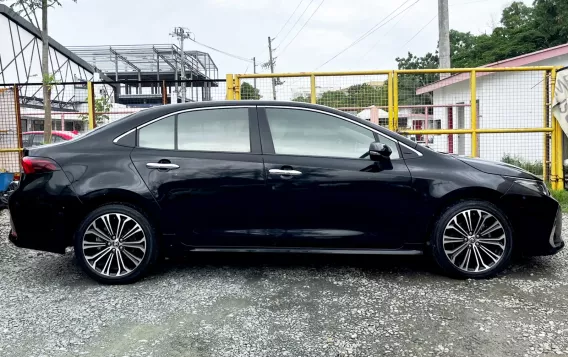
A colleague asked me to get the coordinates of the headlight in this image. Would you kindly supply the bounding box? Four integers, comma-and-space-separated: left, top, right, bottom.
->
515, 179, 550, 196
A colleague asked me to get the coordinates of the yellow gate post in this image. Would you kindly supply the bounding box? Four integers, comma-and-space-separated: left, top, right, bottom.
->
234, 76, 241, 100
226, 74, 235, 100
551, 68, 564, 190
393, 71, 399, 131
310, 75, 316, 104
470, 70, 478, 157
87, 82, 96, 130
387, 72, 394, 131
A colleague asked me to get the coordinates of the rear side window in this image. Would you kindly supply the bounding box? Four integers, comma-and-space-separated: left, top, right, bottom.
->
137, 108, 250, 152
138, 116, 175, 150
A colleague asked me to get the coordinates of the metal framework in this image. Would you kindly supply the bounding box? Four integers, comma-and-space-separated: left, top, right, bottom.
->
68, 45, 218, 83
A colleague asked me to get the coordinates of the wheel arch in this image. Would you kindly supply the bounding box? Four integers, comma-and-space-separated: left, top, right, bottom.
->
66, 188, 161, 246
425, 187, 507, 243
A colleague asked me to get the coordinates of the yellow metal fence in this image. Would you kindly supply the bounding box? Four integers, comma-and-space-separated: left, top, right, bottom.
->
227, 67, 564, 189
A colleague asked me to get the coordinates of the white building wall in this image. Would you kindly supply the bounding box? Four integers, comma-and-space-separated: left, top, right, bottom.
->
429, 55, 568, 162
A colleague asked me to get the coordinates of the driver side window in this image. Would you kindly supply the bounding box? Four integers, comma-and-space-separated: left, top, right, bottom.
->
265, 108, 399, 159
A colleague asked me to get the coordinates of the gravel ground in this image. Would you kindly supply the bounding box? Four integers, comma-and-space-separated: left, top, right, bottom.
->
1, 210, 568, 357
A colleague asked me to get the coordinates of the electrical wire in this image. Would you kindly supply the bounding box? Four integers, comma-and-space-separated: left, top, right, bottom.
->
187, 38, 253, 63
276, 0, 316, 50
274, 0, 305, 40
278, 0, 326, 56
359, 1, 418, 61
397, 14, 437, 51
314, 0, 419, 70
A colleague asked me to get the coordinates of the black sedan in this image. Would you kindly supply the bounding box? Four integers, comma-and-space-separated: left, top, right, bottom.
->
8, 101, 564, 284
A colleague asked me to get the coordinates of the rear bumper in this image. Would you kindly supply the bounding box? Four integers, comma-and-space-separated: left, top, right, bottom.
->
8, 170, 82, 255
8, 210, 67, 254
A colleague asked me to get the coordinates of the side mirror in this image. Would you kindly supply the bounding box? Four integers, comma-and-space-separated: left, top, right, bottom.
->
369, 142, 392, 161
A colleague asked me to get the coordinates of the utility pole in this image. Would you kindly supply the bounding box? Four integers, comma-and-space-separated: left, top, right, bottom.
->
253, 57, 257, 90
268, 36, 276, 100
170, 27, 194, 103
438, 0, 451, 79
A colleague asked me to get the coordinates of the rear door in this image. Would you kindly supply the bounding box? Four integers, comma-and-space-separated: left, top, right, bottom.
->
130, 106, 270, 247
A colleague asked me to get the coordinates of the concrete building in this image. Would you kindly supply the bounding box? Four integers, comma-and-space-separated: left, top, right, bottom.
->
416, 44, 568, 162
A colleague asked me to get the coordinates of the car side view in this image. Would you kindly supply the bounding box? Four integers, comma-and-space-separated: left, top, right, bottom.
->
8, 101, 564, 284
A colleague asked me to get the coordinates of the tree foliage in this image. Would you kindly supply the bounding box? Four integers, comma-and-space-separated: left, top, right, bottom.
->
398, 0, 568, 71
240, 82, 261, 100
292, 83, 389, 109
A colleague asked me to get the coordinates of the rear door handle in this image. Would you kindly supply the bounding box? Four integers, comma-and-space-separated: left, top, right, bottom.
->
269, 169, 302, 176
146, 163, 180, 170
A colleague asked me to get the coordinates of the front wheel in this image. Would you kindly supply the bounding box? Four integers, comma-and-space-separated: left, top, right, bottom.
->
431, 200, 513, 279
74, 204, 158, 284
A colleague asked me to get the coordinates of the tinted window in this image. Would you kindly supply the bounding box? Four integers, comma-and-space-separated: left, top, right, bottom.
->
266, 108, 399, 159
139, 116, 175, 150
177, 108, 250, 152
32, 134, 43, 146
52, 135, 64, 143
22, 134, 30, 146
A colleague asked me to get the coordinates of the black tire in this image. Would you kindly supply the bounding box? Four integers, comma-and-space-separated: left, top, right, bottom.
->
431, 200, 513, 279
74, 204, 158, 284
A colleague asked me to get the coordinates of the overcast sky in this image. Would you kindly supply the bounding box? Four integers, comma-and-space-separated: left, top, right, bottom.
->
46, 0, 530, 77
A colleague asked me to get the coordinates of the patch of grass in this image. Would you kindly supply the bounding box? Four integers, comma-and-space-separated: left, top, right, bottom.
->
549, 184, 568, 212
501, 154, 543, 176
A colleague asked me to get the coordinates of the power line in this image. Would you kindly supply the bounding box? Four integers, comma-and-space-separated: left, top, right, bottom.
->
398, 14, 437, 50
315, 0, 419, 70
274, 0, 305, 40
276, 0, 316, 50
278, 0, 326, 56
187, 37, 253, 63
359, 1, 418, 61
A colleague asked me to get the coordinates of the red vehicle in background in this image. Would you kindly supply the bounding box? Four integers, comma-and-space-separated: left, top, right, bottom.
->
22, 131, 79, 147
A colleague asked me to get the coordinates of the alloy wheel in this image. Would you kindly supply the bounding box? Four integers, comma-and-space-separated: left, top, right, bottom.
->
82, 213, 146, 277
442, 209, 506, 273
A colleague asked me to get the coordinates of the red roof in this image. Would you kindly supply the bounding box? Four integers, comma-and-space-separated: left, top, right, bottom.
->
416, 43, 568, 95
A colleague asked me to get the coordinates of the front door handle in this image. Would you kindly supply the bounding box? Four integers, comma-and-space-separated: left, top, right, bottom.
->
146, 163, 180, 170
269, 169, 302, 176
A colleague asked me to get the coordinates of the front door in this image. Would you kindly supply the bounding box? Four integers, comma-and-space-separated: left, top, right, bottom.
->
259, 107, 414, 249
130, 106, 269, 247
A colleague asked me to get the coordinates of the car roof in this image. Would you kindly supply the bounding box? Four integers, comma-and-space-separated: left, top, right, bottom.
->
86, 101, 419, 149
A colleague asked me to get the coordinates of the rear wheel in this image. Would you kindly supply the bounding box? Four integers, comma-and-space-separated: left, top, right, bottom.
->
74, 204, 158, 284
431, 200, 513, 279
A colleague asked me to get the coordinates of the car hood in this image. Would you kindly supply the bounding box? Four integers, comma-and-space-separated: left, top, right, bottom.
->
455, 156, 541, 180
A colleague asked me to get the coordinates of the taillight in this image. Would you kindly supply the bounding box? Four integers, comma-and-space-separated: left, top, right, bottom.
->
21, 157, 59, 174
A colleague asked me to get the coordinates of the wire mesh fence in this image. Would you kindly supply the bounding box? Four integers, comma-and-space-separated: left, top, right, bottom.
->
0, 78, 226, 174
396, 69, 552, 178
0, 87, 21, 175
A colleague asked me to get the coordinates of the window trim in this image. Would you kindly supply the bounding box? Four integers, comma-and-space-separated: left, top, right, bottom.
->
259, 106, 404, 160
128, 106, 258, 154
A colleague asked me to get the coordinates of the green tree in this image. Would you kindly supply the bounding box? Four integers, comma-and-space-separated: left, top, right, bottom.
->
79, 95, 112, 125
401, 1, 568, 70
2, 0, 77, 144
240, 82, 261, 100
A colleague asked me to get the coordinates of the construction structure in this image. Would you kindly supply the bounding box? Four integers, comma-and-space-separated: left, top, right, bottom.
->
69, 45, 220, 106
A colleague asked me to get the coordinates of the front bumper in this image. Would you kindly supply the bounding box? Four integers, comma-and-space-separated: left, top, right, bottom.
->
546, 208, 565, 255
501, 183, 564, 256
